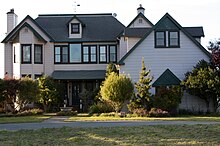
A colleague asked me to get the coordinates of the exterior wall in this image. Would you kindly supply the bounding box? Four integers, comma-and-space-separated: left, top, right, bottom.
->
19, 27, 45, 79
54, 64, 107, 71
69, 19, 82, 38
119, 37, 141, 60
4, 43, 13, 77
119, 30, 210, 111
128, 16, 152, 28
179, 92, 215, 113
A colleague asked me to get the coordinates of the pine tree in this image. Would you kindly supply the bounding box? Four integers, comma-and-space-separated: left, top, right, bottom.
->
105, 62, 118, 78
132, 58, 153, 110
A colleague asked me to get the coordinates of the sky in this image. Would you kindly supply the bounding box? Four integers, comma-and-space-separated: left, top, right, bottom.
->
0, 0, 220, 78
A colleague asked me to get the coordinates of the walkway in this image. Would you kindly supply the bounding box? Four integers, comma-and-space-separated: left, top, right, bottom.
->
1, 116, 220, 131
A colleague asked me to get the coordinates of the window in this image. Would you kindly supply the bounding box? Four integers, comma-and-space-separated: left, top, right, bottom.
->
69, 44, 81, 63
155, 31, 166, 47
34, 45, 43, 64
139, 18, 143, 23
99, 46, 107, 63
82, 46, 97, 63
21, 74, 31, 78
71, 23, 80, 34
169, 31, 179, 47
13, 47, 16, 63
109, 45, 117, 63
54, 46, 68, 63
34, 74, 42, 79
21, 44, 31, 63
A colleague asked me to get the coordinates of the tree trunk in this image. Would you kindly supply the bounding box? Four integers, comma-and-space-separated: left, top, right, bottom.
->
205, 99, 210, 114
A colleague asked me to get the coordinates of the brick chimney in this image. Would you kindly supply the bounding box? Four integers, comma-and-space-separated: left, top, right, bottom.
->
7, 8, 18, 34
137, 4, 145, 15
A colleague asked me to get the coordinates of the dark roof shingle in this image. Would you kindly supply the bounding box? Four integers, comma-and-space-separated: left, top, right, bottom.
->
35, 14, 125, 42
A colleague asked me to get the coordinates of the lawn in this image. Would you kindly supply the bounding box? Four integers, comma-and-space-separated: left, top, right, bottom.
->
0, 115, 50, 124
66, 114, 220, 122
0, 124, 219, 145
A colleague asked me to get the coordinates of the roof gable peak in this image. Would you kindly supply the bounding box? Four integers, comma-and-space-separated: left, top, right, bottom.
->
127, 13, 153, 28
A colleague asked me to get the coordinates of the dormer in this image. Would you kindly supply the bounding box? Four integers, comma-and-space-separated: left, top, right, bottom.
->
68, 16, 83, 38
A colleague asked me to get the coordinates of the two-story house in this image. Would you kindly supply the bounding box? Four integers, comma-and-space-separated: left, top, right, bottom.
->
2, 5, 212, 112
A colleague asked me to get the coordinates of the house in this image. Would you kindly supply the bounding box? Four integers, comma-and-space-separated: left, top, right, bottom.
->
2, 5, 213, 112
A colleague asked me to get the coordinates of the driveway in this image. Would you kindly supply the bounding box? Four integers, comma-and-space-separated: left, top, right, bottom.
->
1, 116, 220, 131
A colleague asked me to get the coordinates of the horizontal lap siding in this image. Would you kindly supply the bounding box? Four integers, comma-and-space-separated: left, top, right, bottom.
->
54, 64, 107, 71
120, 31, 210, 84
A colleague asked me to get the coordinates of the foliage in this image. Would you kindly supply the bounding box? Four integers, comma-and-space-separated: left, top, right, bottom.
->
105, 62, 118, 78
18, 77, 39, 110
2, 79, 20, 113
153, 86, 182, 112
89, 101, 114, 114
0, 79, 5, 103
38, 75, 60, 112
56, 111, 78, 116
16, 108, 44, 116
128, 59, 153, 111
132, 108, 148, 117
208, 39, 220, 69
100, 72, 134, 112
182, 61, 220, 113
148, 108, 170, 117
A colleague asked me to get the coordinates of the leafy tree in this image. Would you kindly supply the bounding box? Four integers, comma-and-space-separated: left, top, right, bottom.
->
182, 62, 220, 113
2, 79, 20, 112
38, 75, 59, 112
18, 77, 39, 110
153, 86, 182, 112
105, 62, 118, 78
100, 72, 134, 112
208, 39, 220, 70
129, 59, 153, 111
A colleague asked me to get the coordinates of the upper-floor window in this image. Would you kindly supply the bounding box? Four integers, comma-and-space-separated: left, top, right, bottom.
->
155, 31, 166, 47
155, 30, 180, 48
82, 46, 97, 63
169, 31, 179, 47
55, 46, 68, 63
99, 46, 107, 63
71, 23, 80, 34
34, 45, 43, 64
21, 44, 31, 64
109, 45, 117, 63
69, 44, 81, 63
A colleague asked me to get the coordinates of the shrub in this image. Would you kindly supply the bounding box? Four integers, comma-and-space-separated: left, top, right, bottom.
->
99, 112, 118, 117
56, 111, 77, 116
89, 101, 114, 114
16, 108, 44, 116
132, 108, 148, 117
148, 108, 170, 117
100, 72, 134, 112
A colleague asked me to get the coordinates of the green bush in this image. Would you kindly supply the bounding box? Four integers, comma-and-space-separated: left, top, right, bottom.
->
99, 112, 118, 117
89, 102, 114, 114
132, 108, 148, 117
56, 111, 77, 116
17, 108, 44, 116
148, 108, 170, 117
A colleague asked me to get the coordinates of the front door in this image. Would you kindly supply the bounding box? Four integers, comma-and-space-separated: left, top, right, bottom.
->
72, 82, 81, 110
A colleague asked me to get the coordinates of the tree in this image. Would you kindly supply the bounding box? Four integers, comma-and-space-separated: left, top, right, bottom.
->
208, 39, 220, 70
18, 77, 39, 110
182, 61, 220, 113
100, 72, 134, 112
129, 59, 153, 111
38, 75, 59, 112
105, 62, 118, 78
2, 79, 20, 112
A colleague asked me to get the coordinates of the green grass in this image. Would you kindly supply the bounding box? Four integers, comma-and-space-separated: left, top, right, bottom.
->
0, 125, 220, 145
0, 115, 50, 124
66, 114, 220, 122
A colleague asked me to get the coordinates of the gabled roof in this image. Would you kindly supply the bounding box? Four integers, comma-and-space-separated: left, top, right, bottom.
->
127, 13, 153, 28
2, 15, 53, 43
52, 70, 106, 80
35, 13, 125, 42
152, 69, 181, 87
184, 27, 204, 37
122, 28, 151, 37
118, 13, 211, 65
66, 15, 85, 26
